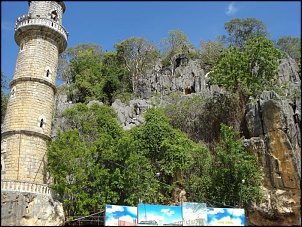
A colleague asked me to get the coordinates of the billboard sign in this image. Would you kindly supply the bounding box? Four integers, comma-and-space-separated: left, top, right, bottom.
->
105, 204, 138, 226
207, 208, 245, 226
137, 203, 182, 226
182, 202, 207, 226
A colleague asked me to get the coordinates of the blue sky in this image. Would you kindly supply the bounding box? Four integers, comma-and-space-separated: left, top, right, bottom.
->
1, 1, 301, 93
137, 204, 182, 224
207, 208, 245, 226
105, 204, 137, 226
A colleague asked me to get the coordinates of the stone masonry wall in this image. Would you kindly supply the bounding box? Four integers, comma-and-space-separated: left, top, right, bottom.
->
1, 133, 48, 183
3, 81, 55, 135
14, 35, 59, 85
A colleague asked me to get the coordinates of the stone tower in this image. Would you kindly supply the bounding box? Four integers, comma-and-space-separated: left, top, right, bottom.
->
1, 1, 68, 225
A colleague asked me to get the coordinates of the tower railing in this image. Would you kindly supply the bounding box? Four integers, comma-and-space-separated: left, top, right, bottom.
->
14, 17, 68, 41
1, 179, 52, 196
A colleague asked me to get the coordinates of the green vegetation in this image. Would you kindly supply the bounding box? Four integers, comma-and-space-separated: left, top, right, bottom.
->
208, 37, 284, 100
1, 71, 8, 124
47, 103, 124, 216
48, 106, 263, 217
222, 18, 269, 50
199, 38, 225, 68
42, 17, 300, 219
209, 123, 262, 207
160, 30, 196, 66
115, 37, 161, 94
276, 36, 301, 70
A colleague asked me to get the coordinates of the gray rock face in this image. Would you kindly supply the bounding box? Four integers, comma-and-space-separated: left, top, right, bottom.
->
137, 56, 220, 100
1, 191, 64, 226
50, 57, 300, 226
244, 59, 301, 226
111, 99, 151, 130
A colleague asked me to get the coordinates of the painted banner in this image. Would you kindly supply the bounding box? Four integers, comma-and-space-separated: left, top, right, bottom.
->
207, 208, 245, 226
182, 202, 207, 226
105, 204, 138, 226
137, 203, 182, 226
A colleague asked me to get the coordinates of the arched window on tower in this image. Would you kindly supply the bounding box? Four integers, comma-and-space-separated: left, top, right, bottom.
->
38, 115, 46, 129
19, 41, 25, 52
45, 67, 52, 79
40, 119, 44, 128
10, 86, 16, 99
51, 10, 58, 21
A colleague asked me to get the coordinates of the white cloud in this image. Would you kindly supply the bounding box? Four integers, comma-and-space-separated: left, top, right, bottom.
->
161, 208, 175, 216
226, 2, 238, 16
106, 205, 124, 213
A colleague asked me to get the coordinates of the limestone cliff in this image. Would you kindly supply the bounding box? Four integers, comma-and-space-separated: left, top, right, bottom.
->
52, 57, 301, 226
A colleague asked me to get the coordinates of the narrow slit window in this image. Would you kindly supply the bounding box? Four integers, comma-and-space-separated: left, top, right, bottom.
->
10, 87, 16, 98
46, 69, 50, 77
40, 119, 44, 128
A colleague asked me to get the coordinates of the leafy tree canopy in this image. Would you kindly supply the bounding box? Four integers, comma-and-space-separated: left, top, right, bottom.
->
199, 38, 226, 68
223, 18, 269, 50
114, 37, 161, 94
209, 37, 284, 99
210, 123, 262, 207
160, 30, 196, 66
276, 36, 301, 68
1, 71, 8, 124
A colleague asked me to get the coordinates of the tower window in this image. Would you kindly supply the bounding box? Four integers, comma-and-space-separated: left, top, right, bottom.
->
51, 11, 58, 21
10, 87, 16, 98
40, 119, 44, 128
45, 67, 52, 78
38, 115, 46, 129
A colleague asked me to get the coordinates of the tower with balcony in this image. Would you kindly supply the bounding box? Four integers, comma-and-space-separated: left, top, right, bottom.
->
1, 1, 68, 225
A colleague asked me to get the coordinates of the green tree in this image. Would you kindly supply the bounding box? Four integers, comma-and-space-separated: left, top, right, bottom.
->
276, 36, 301, 69
160, 29, 195, 66
115, 37, 160, 94
163, 93, 245, 149
47, 129, 102, 217
47, 103, 125, 217
209, 37, 284, 100
1, 71, 9, 124
199, 38, 226, 68
61, 103, 123, 142
210, 123, 262, 207
57, 43, 103, 103
107, 108, 201, 206
100, 52, 131, 104
223, 18, 269, 50
183, 142, 214, 205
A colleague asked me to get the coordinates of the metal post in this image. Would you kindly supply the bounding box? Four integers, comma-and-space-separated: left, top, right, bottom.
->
239, 179, 245, 208
139, 172, 160, 204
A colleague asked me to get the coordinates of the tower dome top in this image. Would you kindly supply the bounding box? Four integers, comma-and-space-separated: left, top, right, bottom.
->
28, 1, 66, 13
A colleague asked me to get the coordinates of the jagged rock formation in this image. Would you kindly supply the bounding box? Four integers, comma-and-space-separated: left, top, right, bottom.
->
51, 57, 301, 226
243, 59, 301, 226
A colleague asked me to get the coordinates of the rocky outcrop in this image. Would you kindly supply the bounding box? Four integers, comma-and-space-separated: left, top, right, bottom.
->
51, 58, 301, 226
244, 58, 301, 226
137, 55, 220, 99
1, 191, 64, 226
111, 99, 150, 130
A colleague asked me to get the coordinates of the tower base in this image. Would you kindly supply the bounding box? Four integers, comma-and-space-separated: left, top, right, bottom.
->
1, 190, 65, 226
